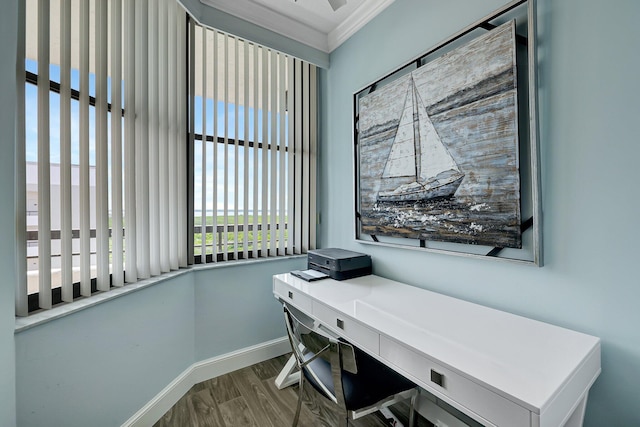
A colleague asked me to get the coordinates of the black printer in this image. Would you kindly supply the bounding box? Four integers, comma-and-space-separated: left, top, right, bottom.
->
307, 248, 372, 280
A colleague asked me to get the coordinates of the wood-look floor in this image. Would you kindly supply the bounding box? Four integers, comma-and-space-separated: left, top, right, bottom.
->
154, 354, 434, 427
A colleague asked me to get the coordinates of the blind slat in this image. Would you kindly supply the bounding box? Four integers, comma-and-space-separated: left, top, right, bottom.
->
222, 34, 229, 261
302, 63, 310, 253
242, 39, 249, 260
148, 0, 160, 277
124, 0, 138, 283
269, 51, 277, 257
294, 60, 303, 254
79, 0, 91, 297
177, 11, 188, 267
186, 18, 195, 265
178, 6, 188, 268
200, 26, 207, 262
15, 0, 28, 316
233, 37, 239, 261
211, 29, 218, 262
252, 43, 259, 257
309, 64, 318, 250
278, 53, 286, 256
37, 0, 52, 309
111, 0, 124, 287
159, 0, 170, 273
261, 47, 269, 257
135, 0, 150, 279
60, 0, 73, 299
95, 0, 110, 291
286, 57, 295, 256
168, 0, 179, 270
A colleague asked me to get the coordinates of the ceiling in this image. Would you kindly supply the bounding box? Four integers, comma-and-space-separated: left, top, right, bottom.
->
199, 0, 395, 53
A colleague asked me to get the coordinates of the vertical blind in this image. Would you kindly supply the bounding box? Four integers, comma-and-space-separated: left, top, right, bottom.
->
16, 0, 188, 315
15, 0, 318, 316
189, 23, 317, 262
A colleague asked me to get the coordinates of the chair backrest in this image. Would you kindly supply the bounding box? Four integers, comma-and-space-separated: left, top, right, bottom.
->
283, 305, 357, 408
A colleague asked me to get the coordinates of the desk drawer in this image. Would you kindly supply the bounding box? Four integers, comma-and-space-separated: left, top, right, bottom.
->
380, 336, 530, 427
312, 302, 380, 354
273, 281, 313, 313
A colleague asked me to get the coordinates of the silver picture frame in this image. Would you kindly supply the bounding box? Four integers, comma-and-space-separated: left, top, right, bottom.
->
353, 0, 542, 266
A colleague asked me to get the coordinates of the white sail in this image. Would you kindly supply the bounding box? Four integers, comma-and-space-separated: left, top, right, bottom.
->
381, 79, 416, 178
382, 76, 459, 181
416, 92, 460, 181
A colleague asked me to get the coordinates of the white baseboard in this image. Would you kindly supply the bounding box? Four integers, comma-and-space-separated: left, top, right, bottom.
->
122, 336, 291, 427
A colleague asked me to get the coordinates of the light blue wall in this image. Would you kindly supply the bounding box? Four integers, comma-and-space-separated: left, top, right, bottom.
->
15, 274, 196, 427
194, 257, 305, 360
320, 0, 640, 425
13, 257, 304, 427
0, 0, 18, 425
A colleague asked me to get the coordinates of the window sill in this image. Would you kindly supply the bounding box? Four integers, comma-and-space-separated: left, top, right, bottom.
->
15, 254, 305, 333
189, 253, 305, 273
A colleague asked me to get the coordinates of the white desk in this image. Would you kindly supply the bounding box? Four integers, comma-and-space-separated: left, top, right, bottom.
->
273, 273, 600, 427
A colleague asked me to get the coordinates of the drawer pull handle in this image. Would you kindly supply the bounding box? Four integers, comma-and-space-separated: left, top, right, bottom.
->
430, 369, 445, 388
288, 291, 293, 299
336, 319, 344, 329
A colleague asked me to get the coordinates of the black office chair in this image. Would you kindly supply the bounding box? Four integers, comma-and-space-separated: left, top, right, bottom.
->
283, 305, 419, 427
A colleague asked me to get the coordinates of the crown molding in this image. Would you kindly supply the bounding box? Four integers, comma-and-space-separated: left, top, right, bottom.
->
200, 0, 329, 52
328, 0, 394, 51
199, 0, 394, 53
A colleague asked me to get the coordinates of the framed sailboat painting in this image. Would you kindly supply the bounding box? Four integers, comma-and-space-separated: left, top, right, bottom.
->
354, 0, 542, 265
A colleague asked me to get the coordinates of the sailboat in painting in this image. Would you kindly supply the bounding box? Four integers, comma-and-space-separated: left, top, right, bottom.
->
377, 76, 465, 202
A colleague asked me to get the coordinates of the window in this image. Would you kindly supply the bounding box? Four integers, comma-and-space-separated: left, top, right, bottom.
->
188, 24, 317, 263
16, 0, 188, 315
16, 0, 317, 316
